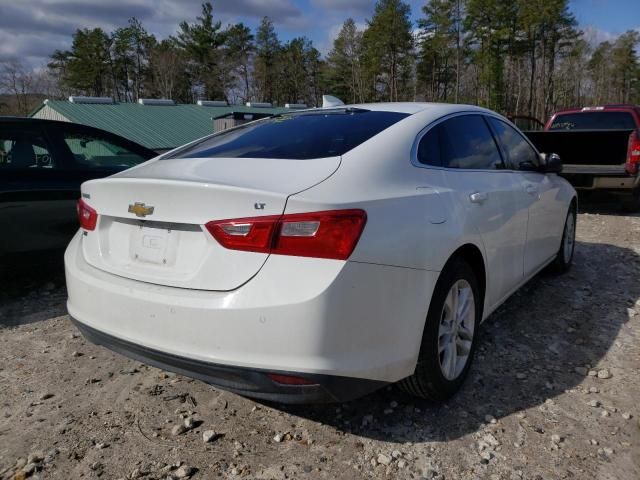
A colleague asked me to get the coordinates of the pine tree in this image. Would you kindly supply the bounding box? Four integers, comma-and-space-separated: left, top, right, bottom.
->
254, 17, 281, 104
174, 2, 227, 100
325, 19, 366, 103
362, 0, 415, 101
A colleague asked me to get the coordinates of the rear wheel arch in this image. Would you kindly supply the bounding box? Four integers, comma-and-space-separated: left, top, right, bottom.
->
445, 243, 486, 317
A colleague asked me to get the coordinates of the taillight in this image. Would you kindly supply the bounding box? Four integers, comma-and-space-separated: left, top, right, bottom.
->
76, 198, 98, 231
626, 130, 640, 175
205, 209, 367, 260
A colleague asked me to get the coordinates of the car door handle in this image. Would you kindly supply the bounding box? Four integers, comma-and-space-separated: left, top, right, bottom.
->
469, 192, 488, 204
525, 184, 538, 195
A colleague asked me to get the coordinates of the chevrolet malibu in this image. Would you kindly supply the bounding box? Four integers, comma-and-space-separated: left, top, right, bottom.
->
65, 103, 577, 403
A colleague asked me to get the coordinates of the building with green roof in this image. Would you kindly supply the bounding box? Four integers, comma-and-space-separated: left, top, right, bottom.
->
29, 98, 292, 153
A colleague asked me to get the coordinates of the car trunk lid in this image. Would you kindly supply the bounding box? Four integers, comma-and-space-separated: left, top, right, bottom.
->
79, 156, 340, 290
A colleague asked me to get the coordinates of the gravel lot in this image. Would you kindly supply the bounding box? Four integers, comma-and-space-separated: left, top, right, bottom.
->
1, 205, 639, 480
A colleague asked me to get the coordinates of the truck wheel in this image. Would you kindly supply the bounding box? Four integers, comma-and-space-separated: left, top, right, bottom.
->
398, 258, 480, 401
550, 203, 576, 273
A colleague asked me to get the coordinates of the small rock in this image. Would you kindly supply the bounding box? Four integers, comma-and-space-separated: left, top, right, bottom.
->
590, 439, 599, 445
601, 410, 610, 417
588, 400, 601, 408
603, 447, 614, 456
183, 416, 196, 429
71, 351, 83, 357
389, 401, 398, 408
391, 450, 402, 459
22, 463, 37, 475
27, 452, 43, 464
551, 434, 562, 444
383, 408, 393, 415
173, 465, 195, 478
589, 387, 599, 393
95, 442, 108, 449
172, 424, 188, 436
597, 369, 612, 379
588, 370, 597, 377
484, 414, 497, 424
202, 430, 218, 443
574, 366, 588, 375
273, 433, 284, 443
376, 453, 392, 466
516, 373, 527, 380
40, 393, 54, 401
622, 412, 632, 420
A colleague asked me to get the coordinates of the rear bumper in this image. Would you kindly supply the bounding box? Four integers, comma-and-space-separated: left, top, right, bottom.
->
65, 231, 437, 401
560, 165, 640, 191
72, 318, 385, 403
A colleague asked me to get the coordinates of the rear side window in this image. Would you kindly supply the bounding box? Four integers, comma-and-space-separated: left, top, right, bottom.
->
549, 112, 636, 130
417, 115, 503, 169
165, 109, 409, 160
0, 131, 55, 170
63, 132, 148, 169
487, 117, 539, 170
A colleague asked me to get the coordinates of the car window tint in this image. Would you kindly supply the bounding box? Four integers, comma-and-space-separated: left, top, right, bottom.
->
63, 133, 147, 169
417, 124, 442, 166
0, 132, 55, 170
549, 112, 636, 130
165, 109, 409, 160
438, 115, 503, 169
487, 117, 539, 169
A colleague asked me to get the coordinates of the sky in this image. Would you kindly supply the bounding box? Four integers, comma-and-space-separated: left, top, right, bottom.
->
0, 0, 638, 68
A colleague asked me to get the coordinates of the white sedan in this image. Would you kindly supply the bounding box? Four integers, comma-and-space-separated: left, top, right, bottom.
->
65, 103, 577, 403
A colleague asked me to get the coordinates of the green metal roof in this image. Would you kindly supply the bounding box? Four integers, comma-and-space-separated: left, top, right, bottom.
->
31, 100, 288, 151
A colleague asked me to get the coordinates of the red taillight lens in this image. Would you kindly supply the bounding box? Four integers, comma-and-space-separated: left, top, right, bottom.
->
625, 130, 640, 175
205, 209, 367, 260
267, 373, 316, 386
76, 198, 98, 231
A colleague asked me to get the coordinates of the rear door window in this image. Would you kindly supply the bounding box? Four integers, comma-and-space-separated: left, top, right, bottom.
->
549, 112, 636, 130
0, 131, 55, 170
63, 132, 149, 170
418, 115, 503, 169
166, 109, 409, 160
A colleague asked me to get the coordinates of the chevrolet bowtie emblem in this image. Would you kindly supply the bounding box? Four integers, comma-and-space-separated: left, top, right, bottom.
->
128, 202, 155, 217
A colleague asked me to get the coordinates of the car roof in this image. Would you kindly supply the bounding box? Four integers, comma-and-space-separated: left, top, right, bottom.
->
311, 102, 494, 115
553, 105, 639, 115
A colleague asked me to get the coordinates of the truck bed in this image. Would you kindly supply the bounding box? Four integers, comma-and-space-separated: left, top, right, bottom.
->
524, 129, 633, 166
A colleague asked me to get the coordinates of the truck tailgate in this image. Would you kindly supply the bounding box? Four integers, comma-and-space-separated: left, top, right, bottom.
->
524, 129, 633, 166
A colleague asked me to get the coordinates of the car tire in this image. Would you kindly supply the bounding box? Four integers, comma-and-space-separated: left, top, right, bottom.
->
549, 203, 577, 273
398, 258, 480, 401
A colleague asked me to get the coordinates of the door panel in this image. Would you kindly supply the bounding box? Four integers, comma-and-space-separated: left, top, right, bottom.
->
443, 171, 527, 307
485, 116, 563, 276
517, 172, 564, 275
415, 114, 528, 308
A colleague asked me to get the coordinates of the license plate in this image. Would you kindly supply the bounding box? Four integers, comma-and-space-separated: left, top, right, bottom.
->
132, 226, 169, 265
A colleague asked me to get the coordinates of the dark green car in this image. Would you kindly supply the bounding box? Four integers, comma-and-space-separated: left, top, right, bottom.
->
0, 117, 156, 256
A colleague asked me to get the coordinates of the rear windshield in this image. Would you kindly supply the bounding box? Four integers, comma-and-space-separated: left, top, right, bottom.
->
165, 109, 409, 160
549, 112, 636, 130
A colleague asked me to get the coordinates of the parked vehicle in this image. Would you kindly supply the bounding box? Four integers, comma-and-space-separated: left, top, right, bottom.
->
65, 103, 577, 403
0, 117, 156, 256
524, 105, 640, 207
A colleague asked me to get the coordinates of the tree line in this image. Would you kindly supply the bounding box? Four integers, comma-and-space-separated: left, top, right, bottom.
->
1, 0, 639, 120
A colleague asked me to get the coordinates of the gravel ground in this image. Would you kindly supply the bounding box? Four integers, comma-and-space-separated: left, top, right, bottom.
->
1, 206, 639, 480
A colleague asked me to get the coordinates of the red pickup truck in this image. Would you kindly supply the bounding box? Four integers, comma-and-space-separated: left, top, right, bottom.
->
525, 104, 640, 208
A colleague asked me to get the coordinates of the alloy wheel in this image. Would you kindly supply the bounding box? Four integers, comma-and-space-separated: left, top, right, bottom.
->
437, 279, 476, 380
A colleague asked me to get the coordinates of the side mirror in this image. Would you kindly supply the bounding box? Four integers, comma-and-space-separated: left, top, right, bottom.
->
541, 152, 562, 173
